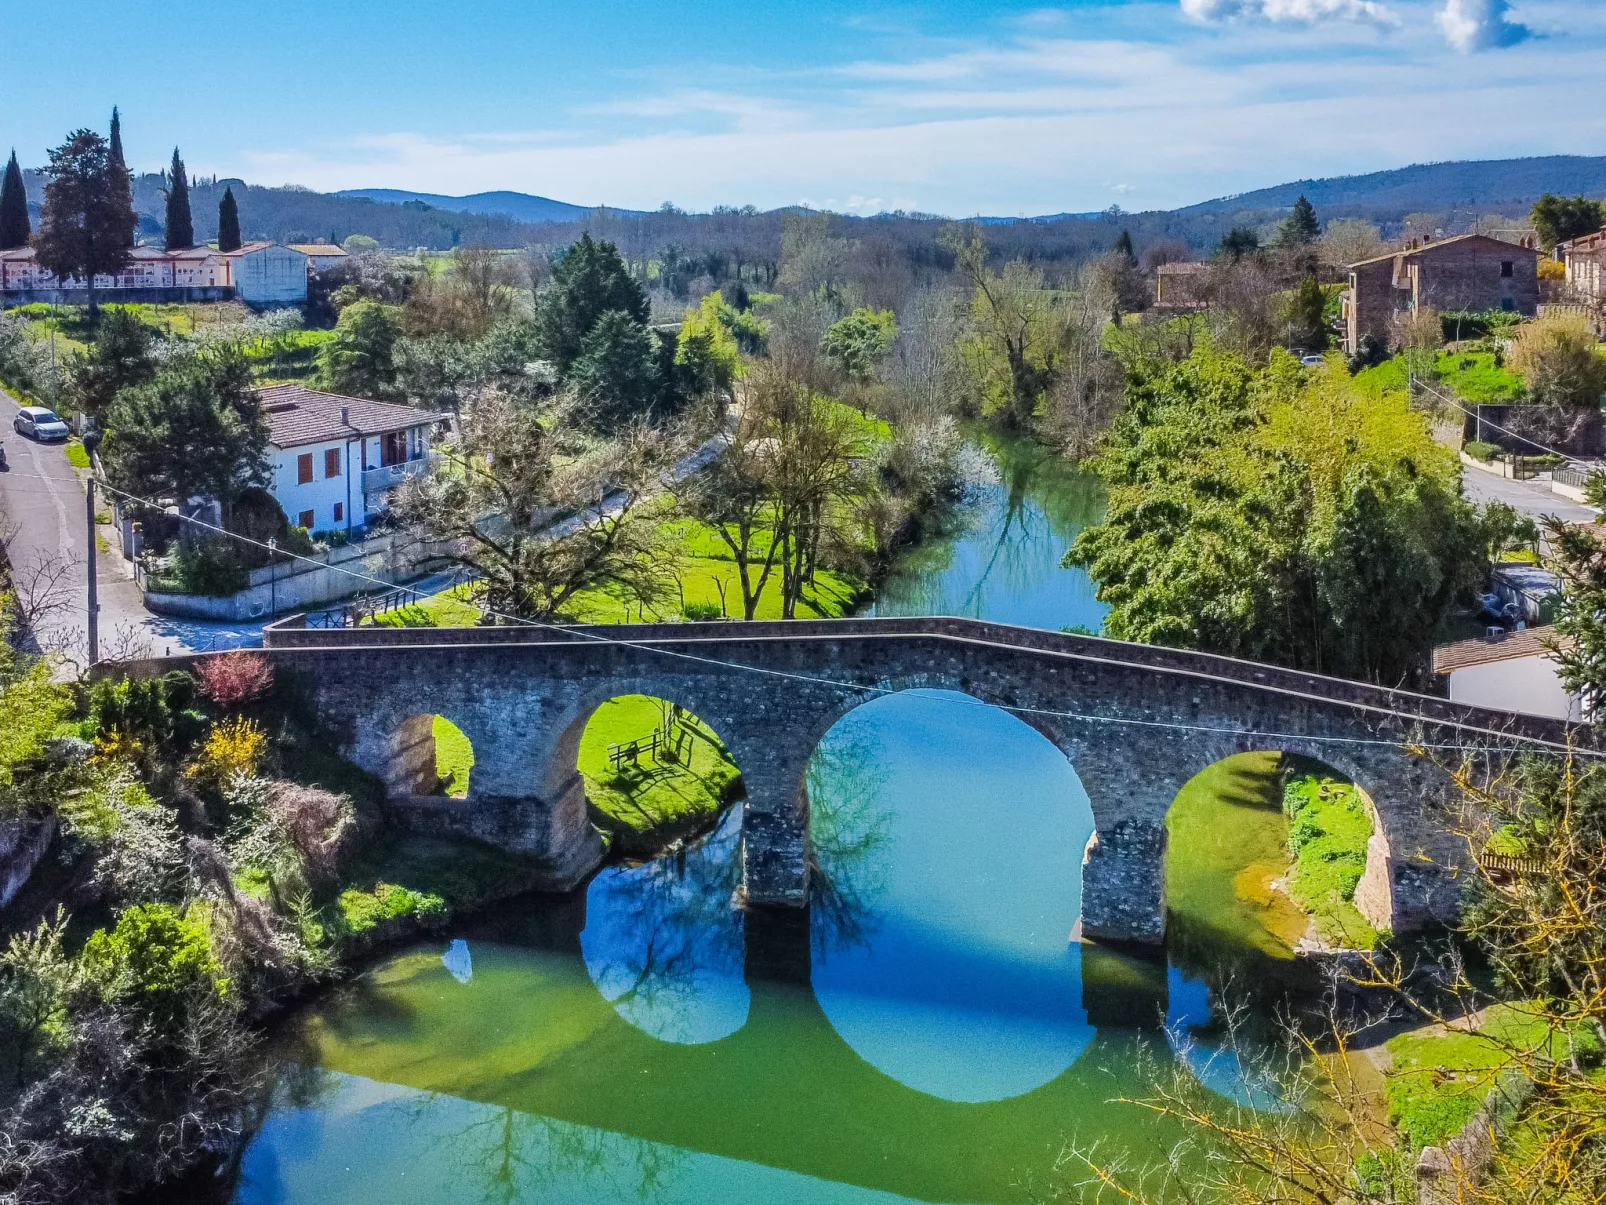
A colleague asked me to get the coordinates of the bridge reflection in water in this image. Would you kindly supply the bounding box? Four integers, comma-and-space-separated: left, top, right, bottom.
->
235, 693, 1293, 1205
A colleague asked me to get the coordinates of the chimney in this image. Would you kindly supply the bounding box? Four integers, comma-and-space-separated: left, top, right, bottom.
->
341, 406, 349, 425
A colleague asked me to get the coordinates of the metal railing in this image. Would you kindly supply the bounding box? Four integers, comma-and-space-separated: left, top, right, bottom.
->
362, 454, 435, 494
1553, 464, 1594, 491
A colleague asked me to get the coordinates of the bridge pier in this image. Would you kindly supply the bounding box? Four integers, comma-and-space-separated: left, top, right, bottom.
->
741, 794, 810, 907
1079, 822, 1168, 944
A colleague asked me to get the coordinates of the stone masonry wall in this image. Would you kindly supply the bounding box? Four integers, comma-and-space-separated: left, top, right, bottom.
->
252, 617, 1584, 943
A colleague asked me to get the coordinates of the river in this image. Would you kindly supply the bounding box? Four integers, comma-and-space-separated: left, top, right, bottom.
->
231, 434, 1300, 1205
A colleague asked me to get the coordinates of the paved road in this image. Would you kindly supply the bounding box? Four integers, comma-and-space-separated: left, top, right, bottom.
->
0, 388, 161, 665
1461, 464, 1598, 525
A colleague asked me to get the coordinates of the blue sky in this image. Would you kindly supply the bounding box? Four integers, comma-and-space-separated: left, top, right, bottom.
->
6, 0, 1604, 215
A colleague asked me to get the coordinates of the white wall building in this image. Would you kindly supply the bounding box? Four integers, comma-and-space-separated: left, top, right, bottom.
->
1432, 626, 1583, 722
261, 384, 440, 538
1, 242, 309, 303
224, 242, 310, 304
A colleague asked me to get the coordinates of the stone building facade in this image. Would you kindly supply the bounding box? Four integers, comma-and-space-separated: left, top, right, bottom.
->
1343, 234, 1540, 355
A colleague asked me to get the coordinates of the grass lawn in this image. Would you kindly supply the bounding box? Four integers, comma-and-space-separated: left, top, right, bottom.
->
432, 715, 474, 797
64, 439, 91, 469
374, 515, 864, 629
577, 694, 741, 852
1283, 772, 1380, 949
1384, 1003, 1564, 1149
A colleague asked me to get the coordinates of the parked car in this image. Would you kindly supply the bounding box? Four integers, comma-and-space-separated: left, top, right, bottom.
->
13, 406, 69, 442
1300, 354, 1326, 367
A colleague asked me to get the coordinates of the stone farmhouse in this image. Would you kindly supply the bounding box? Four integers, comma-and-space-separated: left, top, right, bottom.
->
1559, 227, 1606, 305
1342, 233, 1540, 355
0, 241, 312, 305
1152, 261, 1210, 309
260, 384, 441, 539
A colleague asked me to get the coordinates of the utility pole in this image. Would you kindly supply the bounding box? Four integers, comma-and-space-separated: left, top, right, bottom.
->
85, 477, 100, 665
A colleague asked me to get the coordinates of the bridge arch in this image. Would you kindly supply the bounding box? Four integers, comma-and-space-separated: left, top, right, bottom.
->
383, 711, 480, 801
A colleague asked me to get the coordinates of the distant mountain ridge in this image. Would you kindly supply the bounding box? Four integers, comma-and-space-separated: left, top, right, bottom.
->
1177, 155, 1606, 217
333, 188, 645, 224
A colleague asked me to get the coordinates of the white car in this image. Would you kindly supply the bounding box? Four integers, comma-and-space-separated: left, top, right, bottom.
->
1299, 354, 1326, 368
13, 406, 70, 442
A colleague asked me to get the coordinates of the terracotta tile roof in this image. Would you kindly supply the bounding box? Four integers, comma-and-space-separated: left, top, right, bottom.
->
1348, 233, 1539, 270
257, 384, 437, 449
287, 243, 348, 257
1432, 625, 1570, 675
220, 241, 282, 258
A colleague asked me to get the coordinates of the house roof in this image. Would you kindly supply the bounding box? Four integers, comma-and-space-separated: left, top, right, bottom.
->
1156, 261, 1210, 275
221, 241, 295, 258
1432, 625, 1570, 675
287, 243, 348, 258
1348, 233, 1540, 270
257, 384, 437, 449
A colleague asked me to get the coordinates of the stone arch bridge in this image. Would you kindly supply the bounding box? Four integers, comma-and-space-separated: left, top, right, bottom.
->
252, 616, 1580, 944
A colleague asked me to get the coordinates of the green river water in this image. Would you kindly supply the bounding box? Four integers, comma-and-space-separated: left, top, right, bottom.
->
231, 436, 1305, 1205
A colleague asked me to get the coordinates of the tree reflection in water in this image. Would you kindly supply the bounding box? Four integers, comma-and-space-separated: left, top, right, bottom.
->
806, 718, 893, 962
580, 806, 749, 1045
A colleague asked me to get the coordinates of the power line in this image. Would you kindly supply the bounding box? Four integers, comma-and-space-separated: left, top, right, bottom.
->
1414, 376, 1596, 469
3, 466, 1595, 758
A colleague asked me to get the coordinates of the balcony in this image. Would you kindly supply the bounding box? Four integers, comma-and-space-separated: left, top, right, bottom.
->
362, 454, 436, 495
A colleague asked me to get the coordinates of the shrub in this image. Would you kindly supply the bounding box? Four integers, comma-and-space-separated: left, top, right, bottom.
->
87, 671, 204, 754
186, 717, 267, 788
230, 780, 358, 894
682, 601, 723, 620
195, 650, 273, 710
169, 538, 249, 597
1464, 440, 1501, 462
80, 903, 229, 1032
1509, 315, 1606, 408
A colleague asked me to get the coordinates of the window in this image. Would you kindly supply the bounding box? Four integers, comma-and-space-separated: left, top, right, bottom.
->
333, 502, 344, 523
325, 447, 341, 478
1501, 261, 1514, 278
297, 509, 314, 530
297, 452, 313, 484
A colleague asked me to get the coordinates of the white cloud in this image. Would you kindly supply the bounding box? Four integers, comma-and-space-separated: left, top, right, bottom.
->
1436, 0, 1531, 51
1181, 0, 1400, 27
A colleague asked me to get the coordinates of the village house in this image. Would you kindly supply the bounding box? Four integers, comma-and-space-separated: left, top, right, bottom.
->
0, 241, 310, 304
1432, 625, 1582, 722
1153, 261, 1211, 309
261, 384, 440, 538
287, 242, 351, 275
1342, 233, 1540, 355
1559, 227, 1606, 305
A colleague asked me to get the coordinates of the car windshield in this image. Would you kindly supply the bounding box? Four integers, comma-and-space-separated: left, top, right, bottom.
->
33, 411, 61, 423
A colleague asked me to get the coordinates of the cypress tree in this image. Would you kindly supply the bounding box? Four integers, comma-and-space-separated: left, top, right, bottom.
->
217, 186, 241, 252
109, 106, 125, 169
0, 151, 29, 250
163, 147, 193, 250
1112, 229, 1136, 265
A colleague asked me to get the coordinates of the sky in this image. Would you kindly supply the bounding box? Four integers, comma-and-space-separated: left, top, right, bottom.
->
5, 0, 1604, 216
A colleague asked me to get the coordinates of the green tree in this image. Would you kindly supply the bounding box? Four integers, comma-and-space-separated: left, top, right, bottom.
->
65, 307, 157, 422
1510, 314, 1606, 409
1274, 195, 1321, 248
1067, 346, 1488, 684
216, 186, 241, 253
1218, 226, 1261, 261
102, 349, 269, 523
1112, 229, 1136, 265
163, 147, 192, 251
568, 309, 661, 430
34, 129, 136, 313
1531, 193, 1605, 252
535, 233, 649, 374
821, 307, 898, 382
0, 151, 28, 250
315, 299, 402, 398
1283, 275, 1329, 352
675, 290, 744, 404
